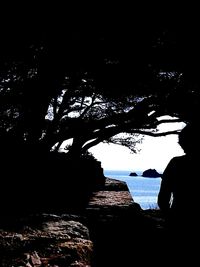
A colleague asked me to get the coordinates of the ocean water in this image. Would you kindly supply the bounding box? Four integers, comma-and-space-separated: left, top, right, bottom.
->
104, 170, 162, 210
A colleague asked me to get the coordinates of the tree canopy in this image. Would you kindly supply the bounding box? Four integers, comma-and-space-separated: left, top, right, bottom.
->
1, 10, 200, 158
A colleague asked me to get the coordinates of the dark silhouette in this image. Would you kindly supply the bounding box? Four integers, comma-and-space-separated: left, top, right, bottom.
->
142, 168, 161, 178
157, 123, 200, 258
129, 172, 138, 176
1, 15, 200, 162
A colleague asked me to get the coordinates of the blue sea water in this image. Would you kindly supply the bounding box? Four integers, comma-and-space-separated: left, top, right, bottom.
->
104, 170, 162, 210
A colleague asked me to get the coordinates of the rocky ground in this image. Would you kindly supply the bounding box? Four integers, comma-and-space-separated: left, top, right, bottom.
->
0, 178, 166, 267
0, 213, 93, 267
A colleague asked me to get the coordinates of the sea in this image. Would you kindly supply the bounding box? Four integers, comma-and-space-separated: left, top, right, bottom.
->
104, 170, 162, 210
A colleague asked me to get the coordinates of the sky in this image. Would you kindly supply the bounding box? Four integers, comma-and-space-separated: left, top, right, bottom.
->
89, 121, 186, 173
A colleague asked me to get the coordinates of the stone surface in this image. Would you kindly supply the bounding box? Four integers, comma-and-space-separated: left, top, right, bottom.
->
0, 214, 93, 267
0, 177, 165, 267
104, 177, 129, 191
88, 190, 135, 207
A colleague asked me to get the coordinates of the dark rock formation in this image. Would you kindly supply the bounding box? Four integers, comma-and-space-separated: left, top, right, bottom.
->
85, 178, 165, 266
0, 177, 166, 267
142, 168, 161, 178
129, 172, 138, 176
1, 154, 106, 215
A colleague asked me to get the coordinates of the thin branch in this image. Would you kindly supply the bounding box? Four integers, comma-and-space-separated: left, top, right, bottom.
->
155, 118, 182, 125
79, 94, 97, 118
53, 98, 58, 117
82, 137, 105, 151
132, 129, 180, 137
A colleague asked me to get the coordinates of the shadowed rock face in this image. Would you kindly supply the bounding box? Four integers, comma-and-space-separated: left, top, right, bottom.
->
0, 178, 167, 267
0, 155, 106, 215
0, 214, 93, 267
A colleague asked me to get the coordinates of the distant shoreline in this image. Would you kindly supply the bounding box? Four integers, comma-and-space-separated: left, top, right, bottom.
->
104, 170, 161, 209
104, 169, 163, 177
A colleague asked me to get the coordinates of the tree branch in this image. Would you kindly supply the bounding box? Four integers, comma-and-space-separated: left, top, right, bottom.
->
155, 118, 182, 125
132, 129, 180, 137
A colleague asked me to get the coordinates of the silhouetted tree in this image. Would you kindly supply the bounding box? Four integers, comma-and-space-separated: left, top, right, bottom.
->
1, 5, 200, 214
0, 13, 200, 159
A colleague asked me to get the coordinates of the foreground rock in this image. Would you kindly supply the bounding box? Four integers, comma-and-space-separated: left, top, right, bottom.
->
0, 178, 165, 267
0, 214, 93, 267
